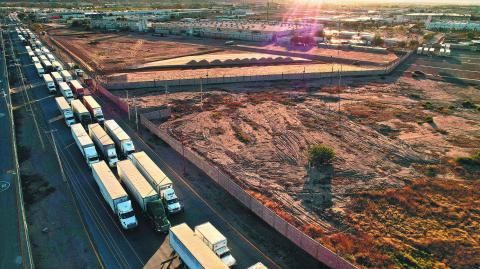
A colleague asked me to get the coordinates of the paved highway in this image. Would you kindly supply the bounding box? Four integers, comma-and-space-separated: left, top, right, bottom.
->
400, 50, 480, 84
11, 25, 323, 269
0, 28, 33, 269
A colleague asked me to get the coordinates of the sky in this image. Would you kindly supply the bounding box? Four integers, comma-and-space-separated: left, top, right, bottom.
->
318, 0, 480, 4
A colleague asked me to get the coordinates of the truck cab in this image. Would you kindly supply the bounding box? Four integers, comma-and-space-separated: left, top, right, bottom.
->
146, 200, 170, 233
162, 188, 182, 214
117, 200, 138, 230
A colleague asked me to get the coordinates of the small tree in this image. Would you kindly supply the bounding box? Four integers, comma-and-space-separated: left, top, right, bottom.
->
308, 144, 335, 167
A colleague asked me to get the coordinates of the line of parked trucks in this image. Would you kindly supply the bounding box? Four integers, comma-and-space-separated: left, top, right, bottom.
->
17, 25, 267, 269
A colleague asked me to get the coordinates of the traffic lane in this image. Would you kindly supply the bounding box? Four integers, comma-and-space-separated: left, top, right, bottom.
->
0, 64, 22, 269
105, 102, 323, 268
16, 38, 179, 269
15, 41, 146, 269
404, 55, 480, 84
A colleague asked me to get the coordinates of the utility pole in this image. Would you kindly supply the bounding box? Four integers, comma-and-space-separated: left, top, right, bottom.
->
164, 83, 168, 105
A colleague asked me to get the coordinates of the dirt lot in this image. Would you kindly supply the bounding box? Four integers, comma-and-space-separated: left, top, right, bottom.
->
48, 28, 219, 72
122, 75, 480, 268
242, 44, 399, 64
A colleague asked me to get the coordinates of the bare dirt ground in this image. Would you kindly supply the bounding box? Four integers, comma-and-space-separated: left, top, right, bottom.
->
48, 28, 218, 72
241, 44, 399, 64
120, 75, 480, 268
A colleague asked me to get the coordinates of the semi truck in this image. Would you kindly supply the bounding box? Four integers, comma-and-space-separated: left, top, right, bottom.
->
55, 96, 76, 126
51, 71, 63, 85
129, 151, 182, 214
194, 222, 237, 267
58, 82, 74, 103
43, 74, 56, 93
104, 119, 135, 158
61, 70, 73, 82
91, 161, 138, 230
71, 123, 100, 166
52, 60, 63, 72
169, 223, 229, 269
71, 99, 92, 126
41, 59, 53, 72
69, 80, 85, 97
117, 160, 170, 233
88, 123, 119, 167
46, 53, 55, 62
83, 95, 104, 123
35, 62, 44, 77
32, 56, 40, 64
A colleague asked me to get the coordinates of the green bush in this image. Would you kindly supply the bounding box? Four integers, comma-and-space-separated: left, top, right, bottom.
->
462, 100, 476, 109
308, 144, 335, 166
455, 151, 480, 166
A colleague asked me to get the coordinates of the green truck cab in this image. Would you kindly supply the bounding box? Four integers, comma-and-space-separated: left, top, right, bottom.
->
146, 200, 170, 233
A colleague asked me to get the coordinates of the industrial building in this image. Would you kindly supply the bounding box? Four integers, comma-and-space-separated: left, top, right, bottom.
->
152, 20, 317, 42
427, 21, 480, 32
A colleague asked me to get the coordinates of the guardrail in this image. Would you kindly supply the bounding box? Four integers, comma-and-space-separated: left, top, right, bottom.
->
140, 110, 357, 269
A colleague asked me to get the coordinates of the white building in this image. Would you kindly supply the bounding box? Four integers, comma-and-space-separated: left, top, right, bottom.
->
153, 20, 317, 42
91, 18, 149, 32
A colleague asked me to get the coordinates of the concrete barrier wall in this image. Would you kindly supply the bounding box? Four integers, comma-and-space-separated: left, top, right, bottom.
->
140, 113, 357, 269
106, 67, 388, 90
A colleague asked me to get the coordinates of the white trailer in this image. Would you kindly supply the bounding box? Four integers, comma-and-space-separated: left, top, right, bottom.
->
170, 223, 229, 269
83, 96, 104, 123
58, 82, 74, 103
117, 160, 159, 212
60, 70, 73, 82
51, 71, 63, 85
43, 74, 56, 93
416, 47, 423, 55
46, 53, 55, 62
35, 62, 44, 77
52, 60, 64, 72
91, 161, 138, 230
55, 96, 76, 126
71, 123, 99, 166
104, 119, 135, 157
31, 56, 40, 64
71, 99, 93, 126
194, 222, 237, 267
88, 123, 119, 167
129, 151, 182, 214
39, 55, 48, 62
28, 51, 35, 57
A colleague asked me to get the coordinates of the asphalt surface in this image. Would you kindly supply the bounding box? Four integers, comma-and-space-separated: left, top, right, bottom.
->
401, 49, 480, 85
0, 29, 33, 269
12, 26, 323, 269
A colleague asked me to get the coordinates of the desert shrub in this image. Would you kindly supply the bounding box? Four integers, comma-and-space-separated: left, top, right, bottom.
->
302, 223, 325, 238
308, 144, 335, 166
455, 151, 480, 166
422, 101, 433, 110
462, 100, 476, 109
425, 116, 434, 123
